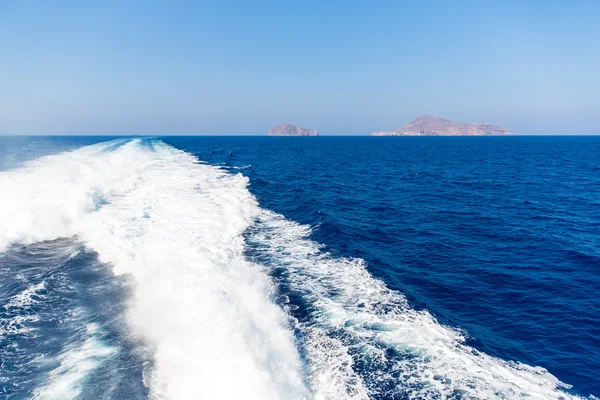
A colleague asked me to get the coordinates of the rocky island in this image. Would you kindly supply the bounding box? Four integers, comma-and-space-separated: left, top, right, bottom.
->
268, 123, 318, 136
372, 115, 513, 136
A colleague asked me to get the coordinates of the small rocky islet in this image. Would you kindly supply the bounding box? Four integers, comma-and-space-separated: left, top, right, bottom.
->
268, 123, 319, 136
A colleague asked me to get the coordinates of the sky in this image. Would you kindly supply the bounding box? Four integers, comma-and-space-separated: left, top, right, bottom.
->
0, 0, 598, 135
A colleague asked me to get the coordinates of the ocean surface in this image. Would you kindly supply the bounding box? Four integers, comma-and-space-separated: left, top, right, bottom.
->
0, 136, 598, 399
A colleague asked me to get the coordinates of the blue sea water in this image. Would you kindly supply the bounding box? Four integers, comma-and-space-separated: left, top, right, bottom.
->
0, 136, 598, 399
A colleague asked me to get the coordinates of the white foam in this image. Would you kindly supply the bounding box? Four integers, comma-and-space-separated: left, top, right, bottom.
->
0, 139, 309, 399
0, 282, 46, 339
33, 322, 117, 400
0, 313, 40, 338
0, 138, 586, 399
4, 281, 47, 310
248, 211, 584, 399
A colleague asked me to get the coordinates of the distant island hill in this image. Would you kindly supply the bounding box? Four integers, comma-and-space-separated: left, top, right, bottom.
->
267, 116, 512, 136
371, 115, 513, 136
268, 123, 318, 136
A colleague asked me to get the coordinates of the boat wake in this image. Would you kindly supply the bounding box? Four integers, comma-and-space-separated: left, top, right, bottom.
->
0, 138, 585, 399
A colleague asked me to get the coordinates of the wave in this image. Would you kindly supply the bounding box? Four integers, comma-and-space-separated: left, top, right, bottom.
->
32, 320, 117, 400
247, 212, 583, 399
0, 138, 585, 399
1, 281, 46, 339
0, 238, 149, 399
0, 139, 308, 399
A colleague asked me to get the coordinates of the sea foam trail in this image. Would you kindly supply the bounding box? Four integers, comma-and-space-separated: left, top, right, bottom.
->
0, 138, 586, 400
247, 212, 585, 400
0, 139, 309, 399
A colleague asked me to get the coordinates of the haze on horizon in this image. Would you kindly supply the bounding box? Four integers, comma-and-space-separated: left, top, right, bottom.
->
0, 1, 598, 136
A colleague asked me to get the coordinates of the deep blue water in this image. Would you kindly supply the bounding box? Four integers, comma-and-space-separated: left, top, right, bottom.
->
0, 240, 149, 399
164, 136, 600, 397
0, 135, 599, 399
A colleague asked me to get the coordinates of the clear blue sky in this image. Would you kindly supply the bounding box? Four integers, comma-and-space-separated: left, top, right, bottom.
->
0, 0, 598, 135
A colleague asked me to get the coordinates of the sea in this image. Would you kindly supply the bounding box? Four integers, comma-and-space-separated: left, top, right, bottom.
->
0, 136, 598, 400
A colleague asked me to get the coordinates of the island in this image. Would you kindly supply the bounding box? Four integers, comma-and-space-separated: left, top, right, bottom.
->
372, 115, 513, 136
268, 123, 319, 136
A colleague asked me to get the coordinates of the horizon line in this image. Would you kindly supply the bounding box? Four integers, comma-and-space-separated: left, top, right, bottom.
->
2, 133, 600, 137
